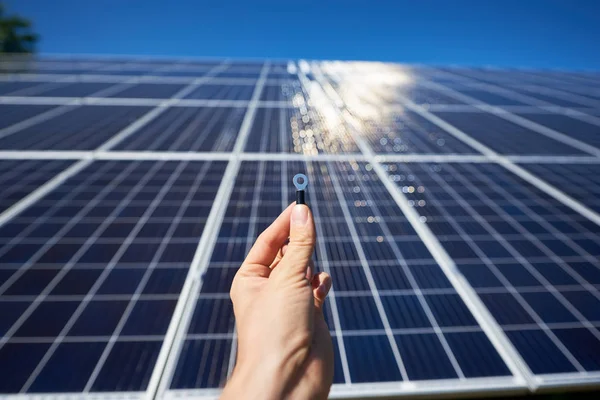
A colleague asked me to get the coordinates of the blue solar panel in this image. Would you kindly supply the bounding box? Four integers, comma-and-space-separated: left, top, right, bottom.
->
0, 159, 226, 393
383, 161, 600, 376
0, 57, 599, 399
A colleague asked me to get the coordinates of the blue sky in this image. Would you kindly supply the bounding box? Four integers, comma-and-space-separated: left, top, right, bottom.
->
6, 0, 600, 69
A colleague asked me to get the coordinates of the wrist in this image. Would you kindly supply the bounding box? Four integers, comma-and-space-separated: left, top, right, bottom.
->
221, 357, 289, 400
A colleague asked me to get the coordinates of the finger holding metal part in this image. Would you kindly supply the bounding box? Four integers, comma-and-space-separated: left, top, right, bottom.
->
293, 173, 308, 205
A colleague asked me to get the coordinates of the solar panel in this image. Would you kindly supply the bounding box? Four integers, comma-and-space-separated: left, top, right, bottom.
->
0, 57, 599, 399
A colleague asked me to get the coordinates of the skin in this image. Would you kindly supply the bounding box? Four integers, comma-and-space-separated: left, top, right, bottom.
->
221, 203, 334, 400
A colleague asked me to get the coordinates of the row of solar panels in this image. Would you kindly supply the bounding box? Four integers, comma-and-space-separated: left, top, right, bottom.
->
1, 156, 599, 396
0, 59, 599, 399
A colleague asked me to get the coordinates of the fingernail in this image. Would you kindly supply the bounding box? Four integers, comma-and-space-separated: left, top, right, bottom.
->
291, 205, 309, 225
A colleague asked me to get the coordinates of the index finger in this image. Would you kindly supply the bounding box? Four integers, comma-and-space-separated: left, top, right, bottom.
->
241, 203, 294, 268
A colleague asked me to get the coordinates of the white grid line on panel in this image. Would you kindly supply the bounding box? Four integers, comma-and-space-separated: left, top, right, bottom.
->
152, 62, 271, 399
0, 96, 291, 108
0, 392, 146, 400
2, 150, 600, 164
309, 61, 535, 389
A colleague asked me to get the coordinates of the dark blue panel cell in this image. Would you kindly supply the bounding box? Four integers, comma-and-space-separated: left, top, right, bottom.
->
425, 294, 478, 327
118, 243, 159, 263
160, 243, 198, 262
541, 239, 580, 257
328, 266, 370, 291
121, 300, 176, 335
40, 82, 115, 97
479, 293, 536, 325
445, 331, 511, 377
521, 292, 579, 323
188, 299, 235, 334
506, 330, 578, 374
0, 105, 55, 129
15, 301, 80, 337
143, 268, 187, 294
0, 342, 51, 392
370, 264, 412, 290
561, 291, 600, 321
344, 335, 403, 382
397, 240, 432, 260
50, 269, 103, 295
0, 301, 31, 335
185, 84, 254, 100
361, 240, 396, 260
458, 265, 504, 288
570, 262, 600, 284
29, 342, 106, 392
68, 301, 129, 336
324, 240, 360, 262
92, 341, 162, 391
408, 264, 453, 288
4, 269, 59, 295
395, 334, 458, 380
381, 295, 431, 329
0, 243, 43, 263
170, 339, 232, 389
97, 268, 145, 294
441, 240, 480, 260
336, 296, 384, 330
200, 267, 237, 293
101, 222, 137, 238
474, 240, 513, 258
507, 240, 546, 258
331, 338, 346, 384
79, 243, 122, 263
531, 263, 579, 286
496, 263, 540, 287
553, 328, 600, 371
110, 83, 186, 98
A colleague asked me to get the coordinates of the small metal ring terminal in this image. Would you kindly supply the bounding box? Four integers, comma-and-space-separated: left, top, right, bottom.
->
293, 174, 308, 191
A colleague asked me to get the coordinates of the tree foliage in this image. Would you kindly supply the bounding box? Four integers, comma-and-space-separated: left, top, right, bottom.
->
0, 2, 38, 53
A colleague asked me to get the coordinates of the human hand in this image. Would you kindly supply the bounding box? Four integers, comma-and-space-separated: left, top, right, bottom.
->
221, 203, 334, 400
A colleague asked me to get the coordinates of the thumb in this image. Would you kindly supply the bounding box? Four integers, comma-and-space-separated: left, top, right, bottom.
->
277, 204, 316, 280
